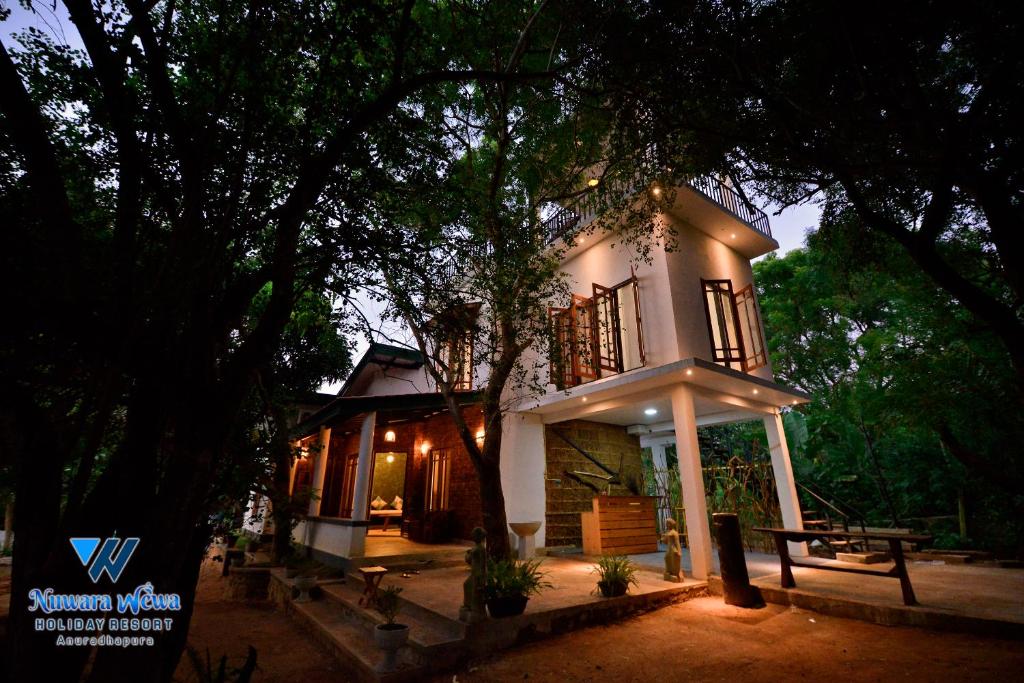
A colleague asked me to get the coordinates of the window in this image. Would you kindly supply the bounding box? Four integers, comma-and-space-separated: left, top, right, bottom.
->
701, 279, 766, 372
437, 331, 473, 391
550, 276, 645, 389
734, 285, 767, 371
291, 456, 312, 495
427, 449, 451, 511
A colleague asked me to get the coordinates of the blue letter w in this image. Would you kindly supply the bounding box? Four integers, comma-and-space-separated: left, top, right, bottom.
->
87, 538, 140, 583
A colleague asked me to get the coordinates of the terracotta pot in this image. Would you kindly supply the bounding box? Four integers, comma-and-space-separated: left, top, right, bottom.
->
598, 580, 628, 598
486, 594, 529, 618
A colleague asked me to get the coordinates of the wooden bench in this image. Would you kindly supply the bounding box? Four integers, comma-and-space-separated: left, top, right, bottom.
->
753, 527, 931, 605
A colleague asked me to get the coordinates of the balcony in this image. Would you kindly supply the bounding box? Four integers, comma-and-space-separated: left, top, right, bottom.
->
541, 174, 773, 248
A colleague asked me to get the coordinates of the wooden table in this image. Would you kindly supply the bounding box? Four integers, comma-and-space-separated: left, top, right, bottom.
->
357, 566, 388, 607
369, 509, 402, 532
753, 527, 931, 606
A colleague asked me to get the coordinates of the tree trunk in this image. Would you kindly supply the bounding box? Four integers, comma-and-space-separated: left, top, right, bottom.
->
271, 447, 296, 563
477, 453, 511, 561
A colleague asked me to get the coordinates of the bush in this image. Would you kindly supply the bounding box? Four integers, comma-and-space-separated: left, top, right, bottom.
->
485, 557, 551, 600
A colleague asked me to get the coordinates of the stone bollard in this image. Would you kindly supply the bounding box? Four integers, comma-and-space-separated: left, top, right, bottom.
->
713, 513, 763, 608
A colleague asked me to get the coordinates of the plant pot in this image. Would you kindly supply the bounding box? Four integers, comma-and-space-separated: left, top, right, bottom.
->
598, 580, 629, 598
374, 623, 409, 672
486, 594, 529, 618
293, 575, 317, 603
374, 623, 410, 649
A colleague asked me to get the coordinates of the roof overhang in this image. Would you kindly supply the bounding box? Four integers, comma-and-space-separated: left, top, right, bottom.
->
515, 358, 809, 425
292, 390, 482, 439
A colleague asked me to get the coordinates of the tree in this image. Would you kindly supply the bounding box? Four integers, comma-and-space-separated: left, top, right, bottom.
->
587, 0, 1024, 385
356, 1, 605, 559
0, 2, 558, 679
755, 215, 1024, 554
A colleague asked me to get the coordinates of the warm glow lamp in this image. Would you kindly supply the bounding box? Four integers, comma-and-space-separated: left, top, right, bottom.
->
384, 429, 396, 443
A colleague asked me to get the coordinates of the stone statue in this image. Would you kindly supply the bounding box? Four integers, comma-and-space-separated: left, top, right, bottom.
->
662, 518, 683, 583
459, 527, 487, 623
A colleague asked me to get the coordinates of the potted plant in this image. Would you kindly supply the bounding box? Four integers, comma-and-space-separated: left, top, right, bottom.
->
484, 557, 550, 618
373, 585, 409, 671
292, 559, 319, 603
593, 555, 639, 598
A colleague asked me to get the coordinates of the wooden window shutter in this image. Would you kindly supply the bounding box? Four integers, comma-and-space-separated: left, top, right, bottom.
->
592, 283, 623, 374
701, 278, 745, 368
548, 306, 574, 389
734, 284, 767, 371
571, 294, 599, 381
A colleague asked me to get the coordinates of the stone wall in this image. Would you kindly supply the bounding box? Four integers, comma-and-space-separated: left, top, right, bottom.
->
544, 420, 645, 548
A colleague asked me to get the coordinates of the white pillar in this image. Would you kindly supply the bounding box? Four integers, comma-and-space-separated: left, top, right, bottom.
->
307, 427, 331, 516
500, 413, 548, 548
764, 411, 808, 557
346, 412, 376, 558
352, 412, 376, 521
670, 384, 713, 579
288, 440, 300, 495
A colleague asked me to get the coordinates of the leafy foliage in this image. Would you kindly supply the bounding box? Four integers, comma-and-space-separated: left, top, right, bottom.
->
485, 557, 551, 600
756, 218, 1024, 555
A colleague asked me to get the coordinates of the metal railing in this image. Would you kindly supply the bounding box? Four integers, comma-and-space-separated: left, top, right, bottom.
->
540, 174, 773, 245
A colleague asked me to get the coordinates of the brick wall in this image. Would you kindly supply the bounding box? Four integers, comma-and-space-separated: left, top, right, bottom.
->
544, 420, 645, 548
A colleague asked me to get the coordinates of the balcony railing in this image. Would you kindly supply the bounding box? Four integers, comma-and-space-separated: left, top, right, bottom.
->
541, 174, 772, 245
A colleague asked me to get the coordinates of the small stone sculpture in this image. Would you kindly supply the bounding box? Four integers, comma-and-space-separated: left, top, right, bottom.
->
459, 527, 487, 623
662, 518, 683, 583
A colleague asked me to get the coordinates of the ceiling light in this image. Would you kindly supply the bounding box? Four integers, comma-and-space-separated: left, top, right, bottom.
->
644, 408, 658, 416
753, 389, 759, 395
582, 396, 588, 403
386, 454, 395, 464
686, 369, 693, 376
730, 233, 736, 239
587, 178, 600, 187
651, 185, 662, 197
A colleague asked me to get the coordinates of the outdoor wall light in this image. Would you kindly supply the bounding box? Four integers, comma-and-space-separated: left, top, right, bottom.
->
475, 428, 485, 443
383, 429, 396, 443
651, 185, 663, 197
581, 396, 588, 403
686, 369, 693, 376
420, 442, 430, 455
753, 388, 759, 395
730, 233, 737, 239
644, 408, 658, 416
386, 454, 395, 464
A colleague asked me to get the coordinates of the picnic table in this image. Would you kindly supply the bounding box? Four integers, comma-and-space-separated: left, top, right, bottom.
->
753, 527, 931, 606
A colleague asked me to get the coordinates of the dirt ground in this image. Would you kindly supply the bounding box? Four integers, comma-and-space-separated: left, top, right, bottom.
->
173, 558, 341, 683
175, 558, 1023, 682
446, 597, 1024, 683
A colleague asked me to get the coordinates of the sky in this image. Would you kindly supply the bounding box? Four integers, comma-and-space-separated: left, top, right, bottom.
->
3, 2, 822, 392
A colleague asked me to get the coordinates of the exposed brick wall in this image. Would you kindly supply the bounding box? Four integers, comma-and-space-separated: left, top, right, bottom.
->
544, 420, 645, 548
319, 406, 485, 540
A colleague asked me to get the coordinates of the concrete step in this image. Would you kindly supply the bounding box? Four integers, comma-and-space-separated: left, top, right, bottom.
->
287, 594, 426, 683
321, 579, 466, 651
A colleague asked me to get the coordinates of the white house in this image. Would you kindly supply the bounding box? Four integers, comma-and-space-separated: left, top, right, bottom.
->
288, 175, 808, 578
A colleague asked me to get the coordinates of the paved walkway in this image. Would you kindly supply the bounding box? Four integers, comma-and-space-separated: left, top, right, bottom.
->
753, 560, 1024, 625
377, 555, 702, 621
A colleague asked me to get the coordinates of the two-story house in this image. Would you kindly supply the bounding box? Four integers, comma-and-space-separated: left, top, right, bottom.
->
288, 175, 808, 579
